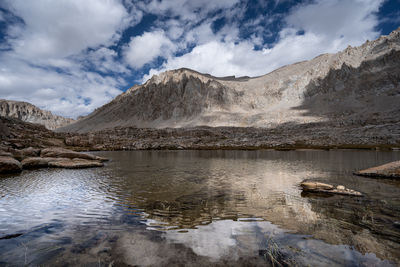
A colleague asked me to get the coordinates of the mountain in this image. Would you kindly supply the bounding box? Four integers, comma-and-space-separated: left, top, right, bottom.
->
60, 28, 400, 133
0, 99, 75, 130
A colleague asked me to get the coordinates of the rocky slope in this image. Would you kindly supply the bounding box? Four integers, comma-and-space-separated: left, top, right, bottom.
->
60, 28, 400, 134
0, 99, 75, 130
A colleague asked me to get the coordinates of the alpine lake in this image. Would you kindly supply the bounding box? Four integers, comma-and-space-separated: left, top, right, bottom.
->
1, 150, 400, 266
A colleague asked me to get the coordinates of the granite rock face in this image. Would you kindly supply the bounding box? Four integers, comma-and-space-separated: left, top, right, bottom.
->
0, 99, 75, 130
59, 28, 400, 133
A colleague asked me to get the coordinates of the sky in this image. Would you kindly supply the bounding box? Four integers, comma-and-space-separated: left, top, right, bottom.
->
0, 0, 399, 118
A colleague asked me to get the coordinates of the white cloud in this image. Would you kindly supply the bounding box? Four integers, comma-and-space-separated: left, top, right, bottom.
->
143, 0, 384, 81
85, 47, 130, 74
6, 0, 130, 60
285, 0, 382, 45
0, 54, 124, 118
123, 30, 176, 69
138, 0, 240, 22
0, 0, 137, 118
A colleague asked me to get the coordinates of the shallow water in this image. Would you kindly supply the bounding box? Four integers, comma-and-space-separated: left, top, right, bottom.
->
0, 150, 400, 266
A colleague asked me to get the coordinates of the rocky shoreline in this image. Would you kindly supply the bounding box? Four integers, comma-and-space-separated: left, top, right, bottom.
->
0, 146, 107, 174
1, 115, 399, 177
1, 116, 400, 152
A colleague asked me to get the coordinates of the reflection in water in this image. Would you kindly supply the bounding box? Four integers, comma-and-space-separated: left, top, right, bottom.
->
0, 150, 399, 266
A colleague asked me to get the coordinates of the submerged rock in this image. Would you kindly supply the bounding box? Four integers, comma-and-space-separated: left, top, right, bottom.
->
300, 181, 362, 196
0, 156, 22, 174
354, 161, 400, 178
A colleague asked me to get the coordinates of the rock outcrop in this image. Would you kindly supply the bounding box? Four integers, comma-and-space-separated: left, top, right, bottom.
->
0, 99, 75, 130
59, 28, 400, 134
354, 161, 400, 178
0, 139, 107, 173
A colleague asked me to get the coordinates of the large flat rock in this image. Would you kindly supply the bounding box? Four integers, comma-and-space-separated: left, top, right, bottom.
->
40, 147, 107, 162
354, 161, 400, 178
22, 157, 104, 169
48, 158, 103, 169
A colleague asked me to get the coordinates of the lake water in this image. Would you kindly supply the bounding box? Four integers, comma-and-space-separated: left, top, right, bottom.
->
1, 150, 400, 266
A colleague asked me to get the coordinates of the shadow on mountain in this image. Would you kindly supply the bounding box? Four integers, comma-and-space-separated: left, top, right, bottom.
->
292, 49, 400, 127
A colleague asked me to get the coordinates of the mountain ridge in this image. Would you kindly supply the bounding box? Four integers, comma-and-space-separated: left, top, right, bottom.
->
59, 27, 400, 133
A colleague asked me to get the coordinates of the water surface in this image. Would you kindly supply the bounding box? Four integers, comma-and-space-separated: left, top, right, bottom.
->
1, 150, 400, 266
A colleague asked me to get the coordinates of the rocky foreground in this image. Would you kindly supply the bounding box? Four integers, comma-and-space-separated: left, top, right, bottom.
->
0, 147, 107, 174
0, 117, 107, 174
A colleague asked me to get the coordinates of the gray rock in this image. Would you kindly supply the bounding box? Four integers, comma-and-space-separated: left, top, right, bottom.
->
22, 156, 104, 169
0, 156, 22, 174
21, 157, 54, 168
40, 147, 98, 160
354, 161, 400, 178
300, 181, 362, 196
301, 182, 334, 191
11, 147, 41, 160
48, 158, 103, 169
0, 150, 13, 157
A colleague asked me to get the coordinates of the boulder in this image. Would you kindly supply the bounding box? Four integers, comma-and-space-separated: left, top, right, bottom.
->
0, 150, 13, 157
48, 158, 103, 169
0, 156, 22, 174
354, 161, 400, 178
11, 147, 41, 160
300, 182, 334, 191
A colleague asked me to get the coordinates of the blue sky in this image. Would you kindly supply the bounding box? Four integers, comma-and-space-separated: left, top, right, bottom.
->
0, 0, 399, 118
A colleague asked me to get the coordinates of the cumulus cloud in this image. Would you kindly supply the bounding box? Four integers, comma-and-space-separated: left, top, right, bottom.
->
143, 0, 385, 81
137, 0, 240, 22
5, 0, 130, 60
0, 54, 124, 118
123, 30, 176, 69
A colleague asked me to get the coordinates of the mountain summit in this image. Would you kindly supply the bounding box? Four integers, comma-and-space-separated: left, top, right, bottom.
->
60, 28, 400, 133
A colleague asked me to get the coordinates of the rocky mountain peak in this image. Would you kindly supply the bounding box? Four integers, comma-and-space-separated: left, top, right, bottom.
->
0, 99, 75, 130
59, 28, 400, 133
